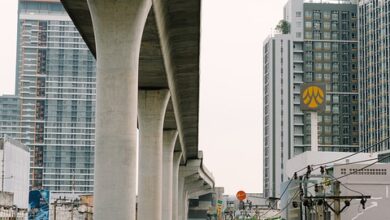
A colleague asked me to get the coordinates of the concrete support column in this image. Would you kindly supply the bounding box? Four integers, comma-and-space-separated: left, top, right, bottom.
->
162, 130, 179, 220
179, 174, 198, 220
178, 174, 186, 220
172, 152, 182, 220
138, 90, 170, 220
87, 1, 151, 219
183, 191, 189, 220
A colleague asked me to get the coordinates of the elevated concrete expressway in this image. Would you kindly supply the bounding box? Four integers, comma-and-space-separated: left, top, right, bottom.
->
60, 0, 213, 219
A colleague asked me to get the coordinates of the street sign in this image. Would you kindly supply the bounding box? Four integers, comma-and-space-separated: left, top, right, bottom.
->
236, 191, 246, 201
300, 83, 326, 112
217, 200, 223, 217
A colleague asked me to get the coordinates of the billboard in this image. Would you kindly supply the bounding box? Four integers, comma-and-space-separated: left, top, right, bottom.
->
300, 83, 326, 112
28, 190, 50, 220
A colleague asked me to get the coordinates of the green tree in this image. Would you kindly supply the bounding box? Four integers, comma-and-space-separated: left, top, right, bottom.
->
275, 20, 290, 34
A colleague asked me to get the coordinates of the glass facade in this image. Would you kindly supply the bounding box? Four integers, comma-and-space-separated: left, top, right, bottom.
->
359, 0, 390, 153
297, 4, 359, 153
16, 0, 96, 194
0, 95, 21, 139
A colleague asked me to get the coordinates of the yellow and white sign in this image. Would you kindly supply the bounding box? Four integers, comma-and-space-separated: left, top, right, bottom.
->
300, 83, 326, 111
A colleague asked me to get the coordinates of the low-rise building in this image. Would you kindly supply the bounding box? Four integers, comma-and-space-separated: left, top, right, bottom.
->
281, 151, 390, 219
0, 136, 29, 209
0, 136, 29, 219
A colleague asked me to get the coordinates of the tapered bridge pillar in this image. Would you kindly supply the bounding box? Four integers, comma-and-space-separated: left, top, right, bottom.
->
138, 89, 170, 220
87, 0, 151, 219
162, 130, 179, 220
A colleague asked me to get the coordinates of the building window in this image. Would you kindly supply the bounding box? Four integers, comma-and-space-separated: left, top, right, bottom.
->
332, 32, 339, 40
305, 31, 313, 39
332, 22, 338, 30
315, 73, 322, 81
305, 42, 313, 50
315, 52, 322, 61
305, 21, 312, 29
315, 63, 322, 71
332, 43, 339, 51
323, 11, 331, 20
305, 11, 312, 19
331, 11, 339, 20
313, 21, 321, 30
314, 42, 322, 50
323, 32, 331, 40
313, 31, 321, 40
313, 11, 321, 20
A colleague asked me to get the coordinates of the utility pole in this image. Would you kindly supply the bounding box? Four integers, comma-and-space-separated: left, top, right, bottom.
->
299, 176, 304, 220
53, 200, 57, 220
334, 181, 341, 220
315, 184, 324, 220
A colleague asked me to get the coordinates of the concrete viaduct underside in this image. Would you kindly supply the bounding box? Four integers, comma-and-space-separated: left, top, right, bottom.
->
60, 0, 215, 220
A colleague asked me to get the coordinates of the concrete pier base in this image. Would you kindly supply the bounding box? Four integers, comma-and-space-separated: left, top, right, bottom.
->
87, 0, 151, 219
172, 152, 182, 220
178, 173, 197, 220
137, 89, 170, 220
162, 130, 179, 220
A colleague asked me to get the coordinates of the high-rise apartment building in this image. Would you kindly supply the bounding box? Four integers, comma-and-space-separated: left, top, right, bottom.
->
263, 35, 293, 199
358, 0, 390, 162
0, 95, 21, 139
16, 0, 96, 194
263, 0, 359, 198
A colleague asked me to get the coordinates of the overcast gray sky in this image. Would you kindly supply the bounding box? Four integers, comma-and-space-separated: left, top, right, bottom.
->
0, 0, 286, 195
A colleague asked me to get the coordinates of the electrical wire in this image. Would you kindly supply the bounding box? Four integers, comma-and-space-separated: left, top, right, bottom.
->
258, 178, 294, 218
294, 137, 390, 174
307, 153, 390, 191
288, 154, 390, 192
331, 154, 390, 180
266, 142, 389, 218
267, 189, 300, 219
327, 173, 364, 196
292, 158, 380, 192
266, 155, 388, 219
310, 157, 378, 173
271, 157, 389, 218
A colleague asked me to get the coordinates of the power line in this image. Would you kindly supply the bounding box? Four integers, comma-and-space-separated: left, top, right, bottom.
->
287, 154, 390, 193
327, 173, 364, 196
268, 143, 390, 218
310, 157, 378, 173
258, 178, 294, 218
305, 154, 390, 191
328, 153, 390, 181
268, 154, 385, 219
267, 190, 300, 219
294, 137, 390, 174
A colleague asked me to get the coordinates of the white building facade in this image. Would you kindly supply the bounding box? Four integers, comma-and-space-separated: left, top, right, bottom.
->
0, 136, 30, 209
282, 152, 389, 219
263, 34, 293, 198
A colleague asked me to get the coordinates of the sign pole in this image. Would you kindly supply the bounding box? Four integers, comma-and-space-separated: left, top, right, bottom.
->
301, 83, 325, 152
310, 112, 318, 152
